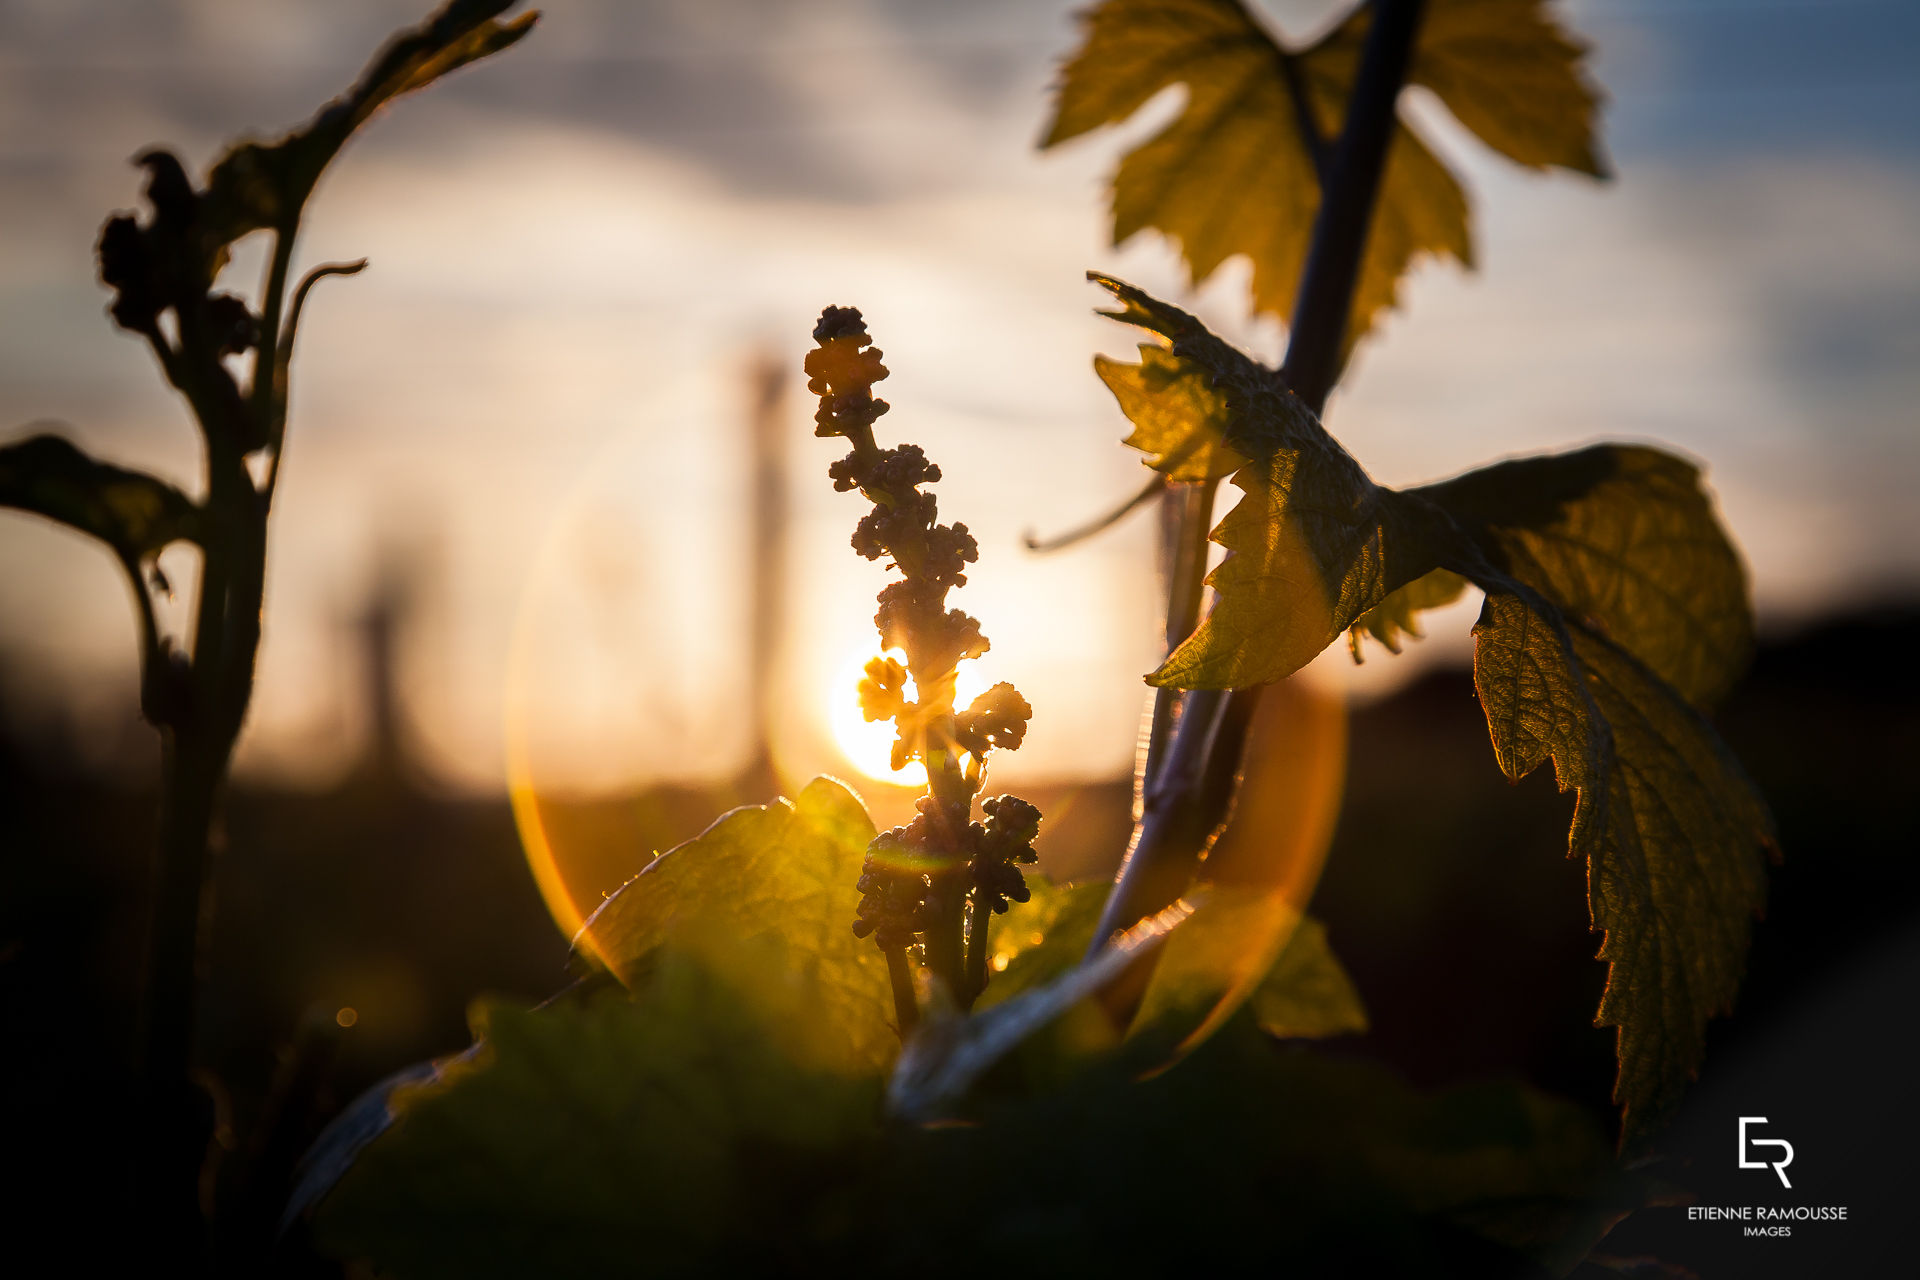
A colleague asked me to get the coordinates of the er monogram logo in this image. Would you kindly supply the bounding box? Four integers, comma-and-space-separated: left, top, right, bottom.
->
1739, 1116, 1795, 1189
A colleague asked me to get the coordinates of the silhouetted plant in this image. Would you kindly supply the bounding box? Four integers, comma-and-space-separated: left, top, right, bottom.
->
0, 0, 535, 1263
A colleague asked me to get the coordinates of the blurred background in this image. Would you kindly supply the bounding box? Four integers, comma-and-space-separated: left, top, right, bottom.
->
1, 1, 1916, 1272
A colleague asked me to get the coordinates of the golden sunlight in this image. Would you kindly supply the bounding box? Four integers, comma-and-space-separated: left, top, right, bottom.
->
828, 647, 992, 785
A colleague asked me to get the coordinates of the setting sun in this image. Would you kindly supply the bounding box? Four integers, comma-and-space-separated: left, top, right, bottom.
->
828, 648, 993, 785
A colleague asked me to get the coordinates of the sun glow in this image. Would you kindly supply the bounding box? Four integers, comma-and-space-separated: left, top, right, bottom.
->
828, 648, 993, 785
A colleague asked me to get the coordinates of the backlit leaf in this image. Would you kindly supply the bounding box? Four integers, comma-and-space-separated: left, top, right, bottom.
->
1089, 276, 1455, 689
314, 946, 885, 1278
1315, 0, 1608, 176
1096, 344, 1246, 481
575, 776, 897, 1074
1248, 915, 1369, 1040
1044, 0, 1603, 350
317, 977, 1616, 1276
1418, 445, 1752, 708
1347, 567, 1469, 661
200, 0, 537, 244
0, 431, 201, 564
1469, 584, 1773, 1141
893, 1012, 1615, 1274
975, 877, 1110, 1007
1091, 283, 1770, 1135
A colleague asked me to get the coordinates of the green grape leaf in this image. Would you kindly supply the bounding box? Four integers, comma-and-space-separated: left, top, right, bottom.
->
314, 946, 885, 1278
1418, 445, 1753, 708
1468, 583, 1774, 1141
1347, 567, 1469, 661
897, 1012, 1615, 1274
1091, 281, 1770, 1136
1043, 0, 1603, 350
1096, 344, 1246, 481
199, 0, 538, 245
1132, 896, 1365, 1053
974, 877, 1111, 1008
316, 972, 1615, 1276
1315, 0, 1608, 176
0, 431, 202, 564
1089, 276, 1456, 689
575, 776, 897, 1074
1042, 0, 1465, 353
1248, 915, 1369, 1040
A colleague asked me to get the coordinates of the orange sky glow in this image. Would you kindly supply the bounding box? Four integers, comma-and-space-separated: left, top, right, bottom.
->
2, 0, 1916, 796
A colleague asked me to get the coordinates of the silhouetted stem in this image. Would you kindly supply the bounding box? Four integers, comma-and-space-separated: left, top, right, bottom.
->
1090, 686, 1226, 952
887, 947, 920, 1035
139, 218, 306, 1262
921, 749, 972, 1004
118, 549, 173, 725
215, 1006, 342, 1268
1140, 479, 1218, 800
964, 889, 989, 1004
1090, 0, 1428, 959
1277, 48, 1331, 184
1281, 0, 1428, 410
137, 728, 224, 1260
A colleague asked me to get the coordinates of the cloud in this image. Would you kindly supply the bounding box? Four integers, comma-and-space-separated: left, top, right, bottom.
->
2, 0, 1917, 788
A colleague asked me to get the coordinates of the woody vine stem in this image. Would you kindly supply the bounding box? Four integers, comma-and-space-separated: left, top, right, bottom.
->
1089, 0, 1428, 961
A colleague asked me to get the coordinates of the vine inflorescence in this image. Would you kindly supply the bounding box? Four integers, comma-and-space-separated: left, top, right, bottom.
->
805, 306, 1040, 1029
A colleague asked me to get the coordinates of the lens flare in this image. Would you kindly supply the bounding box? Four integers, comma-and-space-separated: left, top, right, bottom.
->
1136, 675, 1348, 1062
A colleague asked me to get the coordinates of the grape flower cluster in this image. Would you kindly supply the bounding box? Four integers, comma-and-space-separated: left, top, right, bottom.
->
805, 305, 1041, 1015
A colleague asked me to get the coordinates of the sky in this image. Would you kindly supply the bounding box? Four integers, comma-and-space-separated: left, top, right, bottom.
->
1, 0, 1916, 795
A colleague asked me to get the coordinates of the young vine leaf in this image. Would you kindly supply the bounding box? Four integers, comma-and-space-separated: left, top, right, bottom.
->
1044, 0, 1604, 353
977, 883, 1366, 1061
0, 431, 202, 565
1319, 0, 1609, 175
573, 776, 899, 1073
1469, 585, 1774, 1140
197, 0, 537, 249
1244, 916, 1370, 1041
895, 1013, 1618, 1277
89, 0, 535, 472
316, 967, 1611, 1277
1091, 274, 1775, 1141
1413, 445, 1755, 708
315, 947, 886, 1278
1347, 567, 1468, 661
1096, 344, 1246, 481
1092, 274, 1456, 689
1132, 896, 1369, 1055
